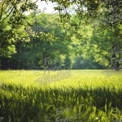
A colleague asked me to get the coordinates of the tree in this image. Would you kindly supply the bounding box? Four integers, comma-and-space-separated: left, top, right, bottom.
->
0, 0, 37, 58
52, 0, 122, 69
0, 0, 38, 69
3, 13, 72, 69
1, 0, 121, 69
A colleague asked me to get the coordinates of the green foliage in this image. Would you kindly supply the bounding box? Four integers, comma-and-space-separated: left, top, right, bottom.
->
0, 13, 72, 69
0, 0, 37, 58
0, 0, 121, 69
72, 57, 104, 69
53, 0, 122, 68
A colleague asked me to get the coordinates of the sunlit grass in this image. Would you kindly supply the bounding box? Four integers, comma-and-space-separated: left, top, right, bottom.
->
0, 70, 122, 89
0, 70, 122, 122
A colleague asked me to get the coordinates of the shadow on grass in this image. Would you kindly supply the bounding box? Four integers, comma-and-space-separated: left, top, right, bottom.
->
0, 84, 122, 122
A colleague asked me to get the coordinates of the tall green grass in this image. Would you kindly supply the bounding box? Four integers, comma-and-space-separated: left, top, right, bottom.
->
0, 70, 122, 122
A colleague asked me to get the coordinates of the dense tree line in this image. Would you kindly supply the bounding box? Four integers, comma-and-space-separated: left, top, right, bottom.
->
0, 12, 103, 69
0, 0, 121, 70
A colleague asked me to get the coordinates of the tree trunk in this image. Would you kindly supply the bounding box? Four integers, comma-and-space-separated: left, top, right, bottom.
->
111, 44, 120, 70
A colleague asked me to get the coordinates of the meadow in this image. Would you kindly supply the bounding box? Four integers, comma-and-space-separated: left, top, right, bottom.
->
0, 70, 122, 122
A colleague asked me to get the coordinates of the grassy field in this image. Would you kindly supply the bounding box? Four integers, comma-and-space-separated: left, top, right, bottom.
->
0, 70, 122, 122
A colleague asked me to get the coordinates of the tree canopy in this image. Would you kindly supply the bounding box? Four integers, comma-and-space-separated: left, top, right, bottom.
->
53, 0, 122, 69
0, 0, 37, 57
0, 0, 122, 69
